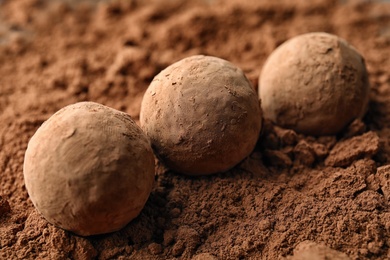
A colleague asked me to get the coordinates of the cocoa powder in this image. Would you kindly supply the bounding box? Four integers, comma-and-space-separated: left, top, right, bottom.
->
1, 0, 390, 259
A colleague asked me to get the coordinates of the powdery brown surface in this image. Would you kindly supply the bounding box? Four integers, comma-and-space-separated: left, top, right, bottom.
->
0, 0, 390, 259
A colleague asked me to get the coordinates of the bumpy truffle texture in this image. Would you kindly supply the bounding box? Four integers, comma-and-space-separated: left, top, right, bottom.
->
259, 32, 370, 136
23, 102, 155, 236
140, 55, 262, 175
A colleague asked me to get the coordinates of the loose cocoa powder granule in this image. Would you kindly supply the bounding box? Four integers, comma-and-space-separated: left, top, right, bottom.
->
1, 0, 390, 259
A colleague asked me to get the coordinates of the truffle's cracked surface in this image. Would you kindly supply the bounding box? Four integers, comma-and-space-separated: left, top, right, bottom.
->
259, 32, 370, 136
140, 55, 262, 175
23, 102, 155, 236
